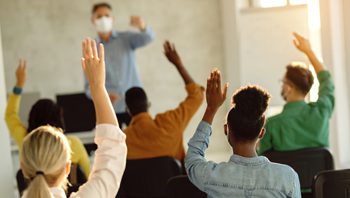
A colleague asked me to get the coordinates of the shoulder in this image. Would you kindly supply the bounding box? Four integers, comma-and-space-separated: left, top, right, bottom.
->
266, 113, 284, 128
66, 135, 83, 146
269, 162, 298, 179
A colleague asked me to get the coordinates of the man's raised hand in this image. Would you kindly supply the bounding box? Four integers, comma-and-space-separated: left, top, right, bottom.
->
293, 32, 312, 55
164, 40, 183, 67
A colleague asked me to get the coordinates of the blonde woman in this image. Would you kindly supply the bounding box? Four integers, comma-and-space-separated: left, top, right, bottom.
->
21, 38, 127, 198
5, 60, 91, 194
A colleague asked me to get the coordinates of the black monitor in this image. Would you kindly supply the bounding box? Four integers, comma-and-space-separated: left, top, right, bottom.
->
56, 93, 96, 133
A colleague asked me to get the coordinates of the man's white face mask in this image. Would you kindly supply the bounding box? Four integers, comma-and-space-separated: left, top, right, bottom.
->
95, 16, 113, 33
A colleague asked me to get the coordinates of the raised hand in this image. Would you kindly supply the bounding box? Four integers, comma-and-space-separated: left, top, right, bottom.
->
15, 59, 27, 88
293, 32, 312, 55
130, 16, 146, 30
164, 41, 183, 67
81, 38, 105, 89
206, 69, 229, 111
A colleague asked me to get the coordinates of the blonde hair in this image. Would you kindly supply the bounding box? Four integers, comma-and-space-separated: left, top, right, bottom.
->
20, 125, 71, 198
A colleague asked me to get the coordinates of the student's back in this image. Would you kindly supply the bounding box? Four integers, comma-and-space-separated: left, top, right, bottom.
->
201, 155, 299, 197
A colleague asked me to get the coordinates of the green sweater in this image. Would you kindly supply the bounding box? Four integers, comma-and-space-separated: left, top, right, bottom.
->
259, 71, 335, 155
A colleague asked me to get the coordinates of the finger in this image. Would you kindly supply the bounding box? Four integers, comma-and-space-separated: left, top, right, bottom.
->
23, 60, 27, 69
81, 58, 86, 71
293, 39, 299, 48
98, 43, 105, 61
165, 41, 171, 52
86, 38, 93, 58
91, 40, 98, 59
171, 43, 176, 52
83, 39, 90, 59
163, 41, 170, 52
222, 83, 229, 99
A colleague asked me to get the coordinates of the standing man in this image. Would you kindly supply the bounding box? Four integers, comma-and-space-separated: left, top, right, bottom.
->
85, 2, 155, 127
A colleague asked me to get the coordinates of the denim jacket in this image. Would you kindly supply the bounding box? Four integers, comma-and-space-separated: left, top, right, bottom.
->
185, 121, 301, 198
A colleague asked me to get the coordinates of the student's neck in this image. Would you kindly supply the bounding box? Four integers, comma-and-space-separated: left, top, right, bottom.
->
232, 142, 257, 158
98, 32, 112, 42
287, 95, 305, 102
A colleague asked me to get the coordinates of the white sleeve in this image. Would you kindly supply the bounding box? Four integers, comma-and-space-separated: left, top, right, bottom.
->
70, 124, 127, 198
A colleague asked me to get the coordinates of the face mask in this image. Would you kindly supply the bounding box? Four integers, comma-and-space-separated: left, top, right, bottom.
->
95, 16, 113, 33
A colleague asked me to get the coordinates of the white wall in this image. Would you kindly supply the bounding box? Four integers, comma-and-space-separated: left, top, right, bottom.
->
238, 5, 309, 106
319, 0, 350, 169
0, 26, 16, 198
0, 0, 229, 161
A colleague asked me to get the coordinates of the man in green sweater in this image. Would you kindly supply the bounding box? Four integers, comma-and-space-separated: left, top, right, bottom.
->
259, 32, 335, 155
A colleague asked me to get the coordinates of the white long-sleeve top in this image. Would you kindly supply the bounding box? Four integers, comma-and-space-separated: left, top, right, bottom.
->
22, 124, 127, 198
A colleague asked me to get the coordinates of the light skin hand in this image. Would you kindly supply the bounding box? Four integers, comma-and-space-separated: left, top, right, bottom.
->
15, 59, 27, 88
293, 32, 312, 55
81, 38, 118, 126
292, 32, 325, 73
108, 92, 120, 104
130, 16, 146, 31
202, 69, 229, 125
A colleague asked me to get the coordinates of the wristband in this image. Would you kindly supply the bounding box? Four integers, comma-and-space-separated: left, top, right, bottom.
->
13, 86, 23, 95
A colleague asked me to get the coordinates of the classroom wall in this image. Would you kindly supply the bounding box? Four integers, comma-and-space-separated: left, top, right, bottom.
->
0, 26, 16, 198
0, 0, 230, 161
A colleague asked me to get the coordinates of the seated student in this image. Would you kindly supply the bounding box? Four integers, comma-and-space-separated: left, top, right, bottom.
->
5, 60, 91, 181
258, 33, 335, 154
20, 38, 127, 198
185, 69, 301, 197
124, 41, 204, 163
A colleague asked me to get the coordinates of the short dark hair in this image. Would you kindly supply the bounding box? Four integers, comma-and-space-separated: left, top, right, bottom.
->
125, 87, 149, 116
92, 2, 112, 14
285, 64, 314, 95
28, 99, 65, 133
227, 86, 271, 141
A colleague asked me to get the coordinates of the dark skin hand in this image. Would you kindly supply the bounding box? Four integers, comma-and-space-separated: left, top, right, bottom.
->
163, 40, 194, 85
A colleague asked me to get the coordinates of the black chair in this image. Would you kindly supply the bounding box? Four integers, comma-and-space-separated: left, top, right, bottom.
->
116, 156, 182, 198
313, 169, 350, 198
16, 164, 87, 196
166, 175, 206, 198
56, 93, 96, 133
263, 148, 334, 190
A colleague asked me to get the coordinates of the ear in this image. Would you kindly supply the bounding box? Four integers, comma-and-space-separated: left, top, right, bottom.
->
258, 128, 266, 139
65, 161, 71, 176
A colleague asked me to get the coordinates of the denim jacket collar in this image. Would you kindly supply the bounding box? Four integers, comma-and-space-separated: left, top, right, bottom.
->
229, 154, 270, 166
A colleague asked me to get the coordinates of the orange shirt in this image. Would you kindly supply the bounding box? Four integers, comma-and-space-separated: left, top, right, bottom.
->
125, 83, 204, 161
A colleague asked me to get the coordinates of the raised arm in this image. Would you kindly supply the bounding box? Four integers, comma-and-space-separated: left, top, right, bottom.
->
164, 41, 194, 85
127, 16, 155, 49
293, 32, 335, 112
5, 60, 28, 148
185, 69, 228, 191
81, 39, 117, 126
72, 38, 127, 198
293, 32, 325, 73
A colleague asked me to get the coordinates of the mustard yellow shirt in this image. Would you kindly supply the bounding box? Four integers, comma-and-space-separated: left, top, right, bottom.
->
5, 94, 91, 178
125, 83, 204, 161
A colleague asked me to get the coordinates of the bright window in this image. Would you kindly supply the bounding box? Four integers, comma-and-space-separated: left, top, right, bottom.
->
249, 0, 307, 8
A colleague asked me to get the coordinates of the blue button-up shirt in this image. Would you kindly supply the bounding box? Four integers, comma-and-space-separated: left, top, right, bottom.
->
185, 121, 301, 198
85, 27, 155, 113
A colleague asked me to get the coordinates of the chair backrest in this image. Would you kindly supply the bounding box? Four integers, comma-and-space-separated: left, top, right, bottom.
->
116, 156, 182, 198
166, 175, 206, 198
313, 169, 350, 198
263, 148, 334, 189
16, 163, 87, 196
56, 93, 95, 133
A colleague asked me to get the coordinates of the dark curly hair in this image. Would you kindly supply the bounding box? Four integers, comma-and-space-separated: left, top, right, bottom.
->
227, 86, 271, 141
